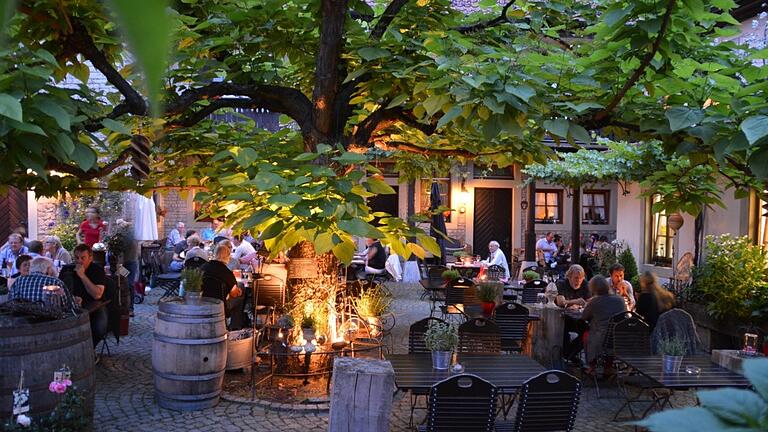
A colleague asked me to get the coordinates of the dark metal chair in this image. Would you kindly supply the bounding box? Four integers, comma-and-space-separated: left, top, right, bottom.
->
493, 302, 529, 354
420, 265, 448, 313
440, 279, 476, 323
521, 280, 546, 304
252, 274, 285, 328
151, 251, 181, 299
458, 317, 501, 354
495, 370, 582, 432
406, 317, 448, 426
485, 264, 505, 281
183, 256, 207, 269
418, 374, 499, 432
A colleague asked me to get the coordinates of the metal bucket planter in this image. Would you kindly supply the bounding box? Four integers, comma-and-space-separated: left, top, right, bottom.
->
663, 354, 683, 373
226, 330, 254, 370
431, 351, 452, 370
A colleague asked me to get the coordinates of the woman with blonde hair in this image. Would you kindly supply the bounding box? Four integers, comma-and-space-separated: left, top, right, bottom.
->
43, 235, 72, 265
635, 271, 675, 329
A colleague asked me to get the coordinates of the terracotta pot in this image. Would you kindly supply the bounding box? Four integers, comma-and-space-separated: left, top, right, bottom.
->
668, 213, 684, 231
481, 302, 495, 317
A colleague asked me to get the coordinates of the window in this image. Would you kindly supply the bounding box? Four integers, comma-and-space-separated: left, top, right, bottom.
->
421, 178, 451, 223
582, 190, 609, 224
535, 190, 562, 224
649, 195, 673, 267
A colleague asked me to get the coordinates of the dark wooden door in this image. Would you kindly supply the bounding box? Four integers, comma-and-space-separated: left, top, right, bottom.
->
473, 188, 512, 261
0, 187, 28, 241
368, 186, 399, 227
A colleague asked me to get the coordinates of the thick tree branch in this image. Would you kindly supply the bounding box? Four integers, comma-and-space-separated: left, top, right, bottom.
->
46, 148, 132, 181
592, 0, 675, 122
166, 98, 262, 129
373, 140, 506, 158
66, 19, 148, 117
456, 0, 516, 34
165, 82, 313, 131
352, 107, 436, 147
312, 0, 349, 145
370, 0, 409, 40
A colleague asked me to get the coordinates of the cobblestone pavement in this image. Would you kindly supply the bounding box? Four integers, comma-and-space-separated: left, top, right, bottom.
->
94, 282, 696, 431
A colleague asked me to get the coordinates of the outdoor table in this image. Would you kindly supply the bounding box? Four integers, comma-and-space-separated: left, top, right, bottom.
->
617, 355, 751, 390
386, 353, 545, 394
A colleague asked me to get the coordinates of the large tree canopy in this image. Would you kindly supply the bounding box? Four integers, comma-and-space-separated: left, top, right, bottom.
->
1, 0, 767, 260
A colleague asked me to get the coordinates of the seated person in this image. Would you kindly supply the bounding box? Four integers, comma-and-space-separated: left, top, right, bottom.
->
635, 271, 675, 329
170, 235, 206, 271
231, 235, 256, 269
1, 233, 29, 275
62, 244, 107, 346
201, 242, 244, 330
9, 257, 76, 311
555, 264, 590, 362
609, 263, 636, 311
173, 229, 198, 255
581, 275, 627, 374
361, 237, 386, 278
43, 235, 73, 265
27, 240, 44, 258
7, 254, 33, 288
481, 240, 510, 280
555, 264, 590, 308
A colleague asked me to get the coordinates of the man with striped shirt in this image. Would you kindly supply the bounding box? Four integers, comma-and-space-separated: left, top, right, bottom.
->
9, 256, 76, 314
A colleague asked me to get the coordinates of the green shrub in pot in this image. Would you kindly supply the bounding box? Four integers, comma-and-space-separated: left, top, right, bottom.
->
477, 282, 501, 303
354, 285, 392, 318
441, 269, 460, 282
424, 321, 458, 352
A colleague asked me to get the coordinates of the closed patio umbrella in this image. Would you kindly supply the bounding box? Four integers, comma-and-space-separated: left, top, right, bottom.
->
133, 193, 158, 241
429, 181, 447, 265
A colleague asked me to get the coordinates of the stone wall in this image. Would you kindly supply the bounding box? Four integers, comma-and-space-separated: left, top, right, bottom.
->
36, 196, 60, 237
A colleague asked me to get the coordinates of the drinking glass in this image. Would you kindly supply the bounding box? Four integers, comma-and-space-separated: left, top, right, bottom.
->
536, 293, 547, 306
743, 333, 759, 355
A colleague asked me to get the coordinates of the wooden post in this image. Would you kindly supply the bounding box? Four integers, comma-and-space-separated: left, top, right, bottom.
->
329, 357, 395, 432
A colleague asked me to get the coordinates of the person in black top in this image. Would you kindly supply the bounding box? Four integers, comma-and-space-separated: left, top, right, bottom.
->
635, 271, 674, 329
62, 244, 107, 346
555, 264, 591, 364
201, 242, 244, 329
363, 238, 387, 277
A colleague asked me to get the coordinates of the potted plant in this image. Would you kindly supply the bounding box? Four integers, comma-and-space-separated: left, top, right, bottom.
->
477, 282, 501, 316
523, 270, 540, 283
424, 321, 458, 370
354, 285, 392, 338
301, 315, 316, 342
180, 268, 203, 303
658, 335, 688, 373
441, 269, 460, 283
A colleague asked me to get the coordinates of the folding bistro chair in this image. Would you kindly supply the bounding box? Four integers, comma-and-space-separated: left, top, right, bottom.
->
251, 274, 285, 330
521, 279, 546, 304
420, 265, 448, 315
458, 317, 501, 354
440, 278, 476, 323
152, 251, 181, 299
494, 302, 529, 354
418, 374, 499, 432
406, 317, 448, 426
495, 370, 582, 432
485, 265, 505, 281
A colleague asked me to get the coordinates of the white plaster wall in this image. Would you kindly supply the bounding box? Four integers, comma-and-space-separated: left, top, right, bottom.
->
615, 182, 645, 263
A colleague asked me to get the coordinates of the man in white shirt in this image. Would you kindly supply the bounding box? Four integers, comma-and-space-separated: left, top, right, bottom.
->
231, 235, 256, 269
535, 232, 558, 263
166, 222, 185, 249
482, 240, 510, 279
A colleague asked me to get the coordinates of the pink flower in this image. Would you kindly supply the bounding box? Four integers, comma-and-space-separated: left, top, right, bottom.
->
62, 379, 73, 387
48, 381, 67, 394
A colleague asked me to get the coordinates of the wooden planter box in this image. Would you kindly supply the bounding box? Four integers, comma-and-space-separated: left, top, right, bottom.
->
683, 302, 768, 352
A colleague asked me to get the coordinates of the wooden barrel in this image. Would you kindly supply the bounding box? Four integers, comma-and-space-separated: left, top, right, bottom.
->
152, 296, 227, 411
0, 311, 95, 420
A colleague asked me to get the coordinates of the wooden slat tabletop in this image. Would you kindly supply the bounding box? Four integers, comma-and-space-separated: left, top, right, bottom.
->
619, 355, 751, 389
386, 354, 545, 393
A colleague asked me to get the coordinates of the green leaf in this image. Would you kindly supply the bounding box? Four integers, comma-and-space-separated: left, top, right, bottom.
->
740, 116, 768, 145
665, 107, 705, 132
436, 105, 463, 129
423, 94, 449, 116
0, 1, 16, 45
253, 172, 284, 190
293, 152, 318, 162
241, 210, 274, 230
233, 147, 258, 168
101, 118, 131, 135
261, 220, 284, 240
108, 0, 172, 116
337, 218, 383, 238
11, 121, 46, 136
34, 49, 59, 67
332, 238, 356, 263
565, 102, 603, 114
333, 152, 368, 164
0, 94, 22, 122
697, 388, 768, 426
268, 194, 302, 206
219, 173, 249, 186
316, 144, 333, 154
364, 177, 396, 195
748, 147, 768, 179
386, 94, 409, 109
635, 407, 728, 430
742, 357, 768, 401
417, 233, 441, 256
35, 100, 70, 130
71, 142, 97, 171
569, 123, 592, 144
358, 47, 390, 61
543, 118, 569, 138
343, 67, 368, 84
313, 231, 335, 255
406, 242, 426, 259
604, 5, 633, 27
505, 84, 536, 103
52, 133, 75, 159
